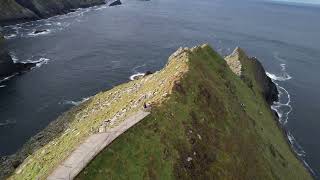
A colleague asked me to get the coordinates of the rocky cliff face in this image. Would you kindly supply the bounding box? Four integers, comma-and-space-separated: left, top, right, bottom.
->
0, 0, 105, 25
225, 47, 278, 105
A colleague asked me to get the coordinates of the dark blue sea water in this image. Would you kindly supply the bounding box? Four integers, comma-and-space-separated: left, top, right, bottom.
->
1, 0, 319, 177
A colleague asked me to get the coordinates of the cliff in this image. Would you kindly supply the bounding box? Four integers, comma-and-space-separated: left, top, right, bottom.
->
3, 45, 311, 180
225, 47, 279, 105
0, 0, 105, 25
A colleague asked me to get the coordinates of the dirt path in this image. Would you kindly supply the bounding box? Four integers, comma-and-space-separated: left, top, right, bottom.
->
47, 110, 150, 180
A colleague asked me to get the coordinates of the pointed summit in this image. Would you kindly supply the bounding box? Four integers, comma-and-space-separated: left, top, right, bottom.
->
228, 46, 248, 60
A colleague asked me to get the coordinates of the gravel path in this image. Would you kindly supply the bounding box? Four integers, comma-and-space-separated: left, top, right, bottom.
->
47, 110, 150, 180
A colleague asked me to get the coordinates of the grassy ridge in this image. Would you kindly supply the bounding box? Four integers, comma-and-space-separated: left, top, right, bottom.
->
9, 46, 188, 179
77, 45, 311, 179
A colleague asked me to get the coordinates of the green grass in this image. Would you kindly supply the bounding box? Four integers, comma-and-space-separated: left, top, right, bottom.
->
9, 46, 189, 180
77, 45, 311, 180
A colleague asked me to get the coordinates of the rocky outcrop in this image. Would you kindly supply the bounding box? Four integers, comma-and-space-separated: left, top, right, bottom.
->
108, 0, 122, 6
0, 33, 35, 79
0, 0, 105, 25
225, 47, 278, 105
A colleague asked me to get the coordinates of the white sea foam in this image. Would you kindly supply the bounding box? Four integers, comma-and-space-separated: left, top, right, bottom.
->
21, 57, 50, 68
270, 83, 292, 124
0, 74, 16, 83
94, 5, 107, 11
130, 73, 145, 80
9, 52, 19, 63
61, 97, 90, 106
35, 58, 50, 68
4, 34, 17, 39
266, 72, 292, 81
28, 29, 52, 37
267, 53, 292, 81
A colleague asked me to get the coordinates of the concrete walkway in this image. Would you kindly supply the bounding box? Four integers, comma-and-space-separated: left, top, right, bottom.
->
47, 110, 150, 180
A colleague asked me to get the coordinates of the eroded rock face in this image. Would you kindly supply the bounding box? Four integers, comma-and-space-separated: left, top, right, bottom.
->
249, 56, 279, 105
0, 0, 105, 25
225, 47, 278, 104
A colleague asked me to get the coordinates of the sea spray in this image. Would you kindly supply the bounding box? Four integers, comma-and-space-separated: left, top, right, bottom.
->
60, 97, 90, 106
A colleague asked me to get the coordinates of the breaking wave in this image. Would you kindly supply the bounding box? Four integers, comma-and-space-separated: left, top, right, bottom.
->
130, 73, 145, 80
60, 97, 90, 106
4, 34, 17, 39
130, 64, 147, 80
21, 57, 51, 68
34, 58, 50, 68
266, 63, 292, 81
0, 75, 16, 83
28, 29, 52, 37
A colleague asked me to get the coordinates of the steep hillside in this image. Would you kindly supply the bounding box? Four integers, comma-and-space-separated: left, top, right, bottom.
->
0, 0, 105, 25
4, 45, 189, 180
76, 45, 311, 179
3, 44, 311, 180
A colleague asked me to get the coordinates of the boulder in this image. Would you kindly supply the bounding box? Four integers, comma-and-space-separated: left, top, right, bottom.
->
33, 29, 48, 34
144, 71, 153, 76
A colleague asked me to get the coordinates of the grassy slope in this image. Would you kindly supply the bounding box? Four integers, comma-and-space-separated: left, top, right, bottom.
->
9, 46, 188, 179
77, 45, 311, 180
